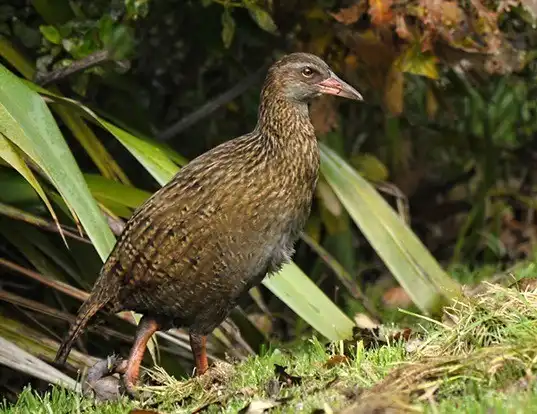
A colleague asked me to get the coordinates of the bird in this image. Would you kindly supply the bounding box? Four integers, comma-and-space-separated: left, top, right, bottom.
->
54, 52, 362, 396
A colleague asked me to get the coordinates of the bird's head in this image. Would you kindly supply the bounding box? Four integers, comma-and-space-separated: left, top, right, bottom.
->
266, 53, 363, 103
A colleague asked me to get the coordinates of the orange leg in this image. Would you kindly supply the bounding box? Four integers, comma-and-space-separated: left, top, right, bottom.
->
122, 316, 160, 395
189, 333, 208, 375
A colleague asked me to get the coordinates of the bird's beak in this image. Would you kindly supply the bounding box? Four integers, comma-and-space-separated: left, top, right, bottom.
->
317, 72, 363, 101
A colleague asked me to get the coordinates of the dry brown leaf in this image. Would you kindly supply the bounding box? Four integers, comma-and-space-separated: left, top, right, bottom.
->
441, 1, 464, 25
324, 355, 350, 368
515, 278, 537, 292
395, 15, 413, 40
354, 312, 380, 330
422, 0, 463, 25
330, 3, 365, 25
382, 286, 412, 308
369, 0, 394, 25
390, 327, 412, 342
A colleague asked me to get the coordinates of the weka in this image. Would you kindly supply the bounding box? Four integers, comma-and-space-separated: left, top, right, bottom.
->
55, 53, 362, 394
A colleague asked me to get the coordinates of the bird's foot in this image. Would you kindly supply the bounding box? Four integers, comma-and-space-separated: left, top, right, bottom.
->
193, 360, 234, 389
120, 371, 144, 399
83, 355, 150, 401
83, 355, 126, 401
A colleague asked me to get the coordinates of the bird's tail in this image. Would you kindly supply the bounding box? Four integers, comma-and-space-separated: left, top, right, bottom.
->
55, 290, 113, 365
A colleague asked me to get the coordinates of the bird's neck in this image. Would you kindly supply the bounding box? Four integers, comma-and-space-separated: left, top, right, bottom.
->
254, 90, 316, 150
250, 91, 320, 195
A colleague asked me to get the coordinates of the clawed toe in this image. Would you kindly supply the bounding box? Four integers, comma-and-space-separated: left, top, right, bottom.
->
120, 374, 142, 399
83, 355, 129, 401
85, 375, 122, 401
86, 355, 124, 383
194, 360, 234, 388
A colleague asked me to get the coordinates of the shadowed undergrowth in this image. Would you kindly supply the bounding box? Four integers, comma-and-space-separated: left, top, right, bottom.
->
3, 278, 537, 413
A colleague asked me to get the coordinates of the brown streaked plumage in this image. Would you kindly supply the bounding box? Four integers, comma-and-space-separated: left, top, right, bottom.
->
55, 52, 362, 396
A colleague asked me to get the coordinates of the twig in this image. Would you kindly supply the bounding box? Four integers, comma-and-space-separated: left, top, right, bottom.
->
34, 50, 111, 86
0, 198, 124, 241
0, 289, 132, 344
0, 258, 89, 302
0, 258, 219, 361
157, 63, 269, 141
300, 232, 381, 321
18, 307, 62, 342
0, 202, 91, 244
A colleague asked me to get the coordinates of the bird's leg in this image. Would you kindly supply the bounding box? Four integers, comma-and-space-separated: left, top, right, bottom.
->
189, 333, 208, 375
122, 316, 160, 395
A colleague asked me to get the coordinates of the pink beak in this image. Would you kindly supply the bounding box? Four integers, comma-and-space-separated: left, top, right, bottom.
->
317, 72, 363, 101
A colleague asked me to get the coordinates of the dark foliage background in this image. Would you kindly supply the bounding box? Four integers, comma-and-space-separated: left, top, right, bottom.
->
2, 0, 537, 400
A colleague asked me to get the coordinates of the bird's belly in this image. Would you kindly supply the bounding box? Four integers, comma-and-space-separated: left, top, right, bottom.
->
117, 202, 308, 331
120, 234, 297, 331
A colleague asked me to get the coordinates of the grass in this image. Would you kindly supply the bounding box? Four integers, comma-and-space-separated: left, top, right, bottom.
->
3, 276, 537, 413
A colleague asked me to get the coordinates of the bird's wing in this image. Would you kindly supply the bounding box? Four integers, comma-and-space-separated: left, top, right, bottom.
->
100, 136, 269, 291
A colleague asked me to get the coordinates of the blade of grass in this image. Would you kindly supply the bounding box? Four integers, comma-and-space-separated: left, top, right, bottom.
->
0, 133, 67, 246
0, 201, 89, 243
0, 63, 116, 261
54, 105, 131, 185
32, 88, 179, 186
263, 263, 354, 341
320, 143, 461, 314
84, 173, 151, 209
88, 119, 179, 187
300, 232, 380, 320
41, 93, 179, 186
0, 220, 70, 283
0, 169, 41, 205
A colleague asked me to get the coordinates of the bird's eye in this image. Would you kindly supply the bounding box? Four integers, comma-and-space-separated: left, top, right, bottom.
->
302, 67, 314, 78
